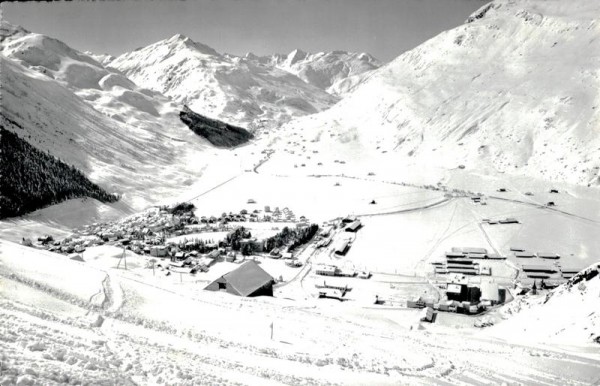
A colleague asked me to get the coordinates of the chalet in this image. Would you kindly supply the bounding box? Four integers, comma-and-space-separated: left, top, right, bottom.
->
345, 220, 362, 232
72, 245, 85, 253
206, 250, 221, 259
150, 246, 168, 258
204, 261, 275, 297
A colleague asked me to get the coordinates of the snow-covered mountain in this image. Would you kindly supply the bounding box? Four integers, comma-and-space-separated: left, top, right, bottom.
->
245, 49, 380, 96
109, 35, 340, 130
269, 0, 600, 187
0, 21, 239, 213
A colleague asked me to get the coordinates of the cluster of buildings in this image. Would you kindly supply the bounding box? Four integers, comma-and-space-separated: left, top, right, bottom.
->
413, 274, 506, 315
432, 247, 505, 276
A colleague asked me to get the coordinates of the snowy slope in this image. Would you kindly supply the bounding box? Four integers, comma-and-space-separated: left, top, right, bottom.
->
246, 49, 381, 96
2, 239, 600, 385
109, 35, 339, 130
489, 263, 600, 345
268, 0, 600, 186
0, 21, 242, 213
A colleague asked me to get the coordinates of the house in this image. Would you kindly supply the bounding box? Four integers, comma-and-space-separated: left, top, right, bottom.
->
549, 189, 559, 193
315, 265, 337, 276
150, 246, 168, 258
319, 226, 333, 237
206, 250, 221, 260
341, 215, 357, 223
204, 261, 275, 297
344, 220, 362, 232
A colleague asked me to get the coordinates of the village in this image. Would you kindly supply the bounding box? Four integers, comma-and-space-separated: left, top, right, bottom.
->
19, 182, 589, 325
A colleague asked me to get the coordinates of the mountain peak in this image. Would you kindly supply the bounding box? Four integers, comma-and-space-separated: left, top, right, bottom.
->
162, 33, 220, 57
286, 48, 309, 65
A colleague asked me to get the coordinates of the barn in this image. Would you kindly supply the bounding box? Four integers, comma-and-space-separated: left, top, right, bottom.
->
334, 240, 350, 255
204, 261, 275, 297
344, 220, 362, 232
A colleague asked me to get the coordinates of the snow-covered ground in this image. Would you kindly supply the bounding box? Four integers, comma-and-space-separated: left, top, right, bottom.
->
2, 239, 600, 385
2, 0, 600, 383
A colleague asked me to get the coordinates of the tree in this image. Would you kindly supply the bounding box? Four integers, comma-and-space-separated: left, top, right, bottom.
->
241, 243, 253, 256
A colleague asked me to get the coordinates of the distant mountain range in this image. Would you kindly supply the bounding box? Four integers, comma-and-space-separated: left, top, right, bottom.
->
108, 34, 380, 130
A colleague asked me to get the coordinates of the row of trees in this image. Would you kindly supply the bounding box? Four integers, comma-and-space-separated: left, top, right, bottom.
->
0, 128, 119, 219
264, 224, 319, 253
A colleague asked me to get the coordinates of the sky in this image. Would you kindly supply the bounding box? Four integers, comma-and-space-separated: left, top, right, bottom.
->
2, 0, 486, 62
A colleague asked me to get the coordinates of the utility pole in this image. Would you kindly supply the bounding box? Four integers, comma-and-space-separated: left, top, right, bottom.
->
117, 247, 127, 270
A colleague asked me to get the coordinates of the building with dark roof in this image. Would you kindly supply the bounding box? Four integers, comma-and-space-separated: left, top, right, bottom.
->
344, 220, 362, 232
204, 261, 275, 297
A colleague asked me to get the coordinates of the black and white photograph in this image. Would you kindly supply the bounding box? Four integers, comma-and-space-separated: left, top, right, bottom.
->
1, 0, 599, 384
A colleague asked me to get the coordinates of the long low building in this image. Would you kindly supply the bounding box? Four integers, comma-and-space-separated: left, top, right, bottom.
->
537, 252, 560, 259
452, 247, 488, 255
515, 251, 536, 258
344, 220, 362, 232
521, 264, 558, 273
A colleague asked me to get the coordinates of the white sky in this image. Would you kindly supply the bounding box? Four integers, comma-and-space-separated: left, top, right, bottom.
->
2, 0, 487, 62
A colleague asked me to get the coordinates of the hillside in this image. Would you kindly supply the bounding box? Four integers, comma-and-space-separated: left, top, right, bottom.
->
266, 0, 600, 187
487, 263, 600, 345
109, 34, 340, 130
0, 21, 244, 215
0, 127, 118, 219
180, 105, 253, 148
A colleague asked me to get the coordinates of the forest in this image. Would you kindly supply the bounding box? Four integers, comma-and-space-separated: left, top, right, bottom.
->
0, 127, 119, 219
179, 105, 253, 147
